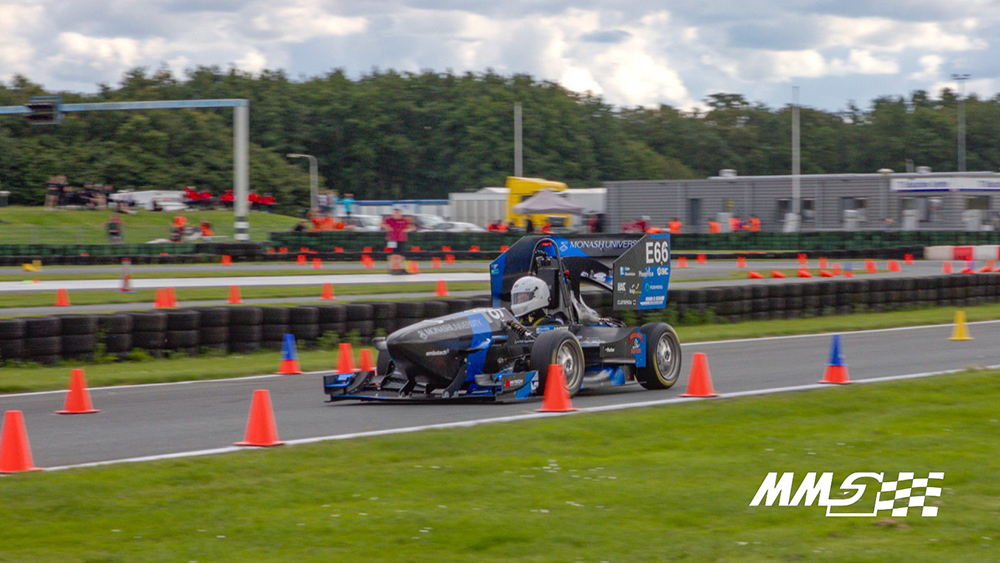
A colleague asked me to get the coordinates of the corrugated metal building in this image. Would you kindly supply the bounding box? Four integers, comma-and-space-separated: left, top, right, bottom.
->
605, 171, 1000, 233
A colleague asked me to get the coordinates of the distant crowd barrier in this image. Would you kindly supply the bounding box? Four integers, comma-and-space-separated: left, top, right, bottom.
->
0, 274, 996, 364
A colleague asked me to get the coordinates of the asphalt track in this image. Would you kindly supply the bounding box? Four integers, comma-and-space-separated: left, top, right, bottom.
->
3, 320, 996, 469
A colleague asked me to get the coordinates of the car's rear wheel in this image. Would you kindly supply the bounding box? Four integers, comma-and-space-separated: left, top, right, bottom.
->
530, 330, 585, 397
636, 323, 682, 390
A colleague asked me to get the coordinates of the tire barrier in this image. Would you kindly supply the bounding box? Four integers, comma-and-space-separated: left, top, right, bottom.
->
2, 274, 1000, 364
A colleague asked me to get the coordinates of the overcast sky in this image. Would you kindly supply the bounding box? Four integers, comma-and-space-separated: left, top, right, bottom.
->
1, 0, 996, 111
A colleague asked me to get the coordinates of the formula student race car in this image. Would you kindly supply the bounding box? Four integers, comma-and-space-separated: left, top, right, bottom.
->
323, 233, 680, 402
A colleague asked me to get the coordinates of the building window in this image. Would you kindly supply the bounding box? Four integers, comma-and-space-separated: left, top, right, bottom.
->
776, 198, 791, 222
802, 198, 815, 221
841, 197, 868, 221
688, 198, 702, 226
966, 195, 989, 211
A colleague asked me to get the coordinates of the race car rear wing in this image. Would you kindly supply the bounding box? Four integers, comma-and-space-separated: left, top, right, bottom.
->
489, 233, 671, 311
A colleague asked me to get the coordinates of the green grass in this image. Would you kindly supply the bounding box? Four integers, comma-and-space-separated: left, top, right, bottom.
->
1, 371, 996, 562
0, 206, 299, 243
0, 282, 490, 312
0, 265, 486, 282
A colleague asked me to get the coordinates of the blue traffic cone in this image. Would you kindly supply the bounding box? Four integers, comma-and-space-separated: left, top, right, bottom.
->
277, 333, 302, 375
819, 334, 851, 384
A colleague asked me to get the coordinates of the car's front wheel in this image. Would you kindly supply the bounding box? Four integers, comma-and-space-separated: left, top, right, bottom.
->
530, 330, 585, 397
636, 323, 682, 390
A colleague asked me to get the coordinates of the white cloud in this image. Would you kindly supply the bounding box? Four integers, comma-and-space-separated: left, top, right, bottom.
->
828, 49, 898, 75
910, 54, 943, 81
235, 50, 267, 73
251, 0, 367, 42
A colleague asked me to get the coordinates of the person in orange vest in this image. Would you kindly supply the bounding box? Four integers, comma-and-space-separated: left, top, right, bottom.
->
647, 227, 663, 234
539, 221, 552, 234
708, 220, 721, 233
729, 216, 741, 232
497, 221, 508, 233
748, 215, 761, 232
199, 218, 214, 237
668, 217, 682, 234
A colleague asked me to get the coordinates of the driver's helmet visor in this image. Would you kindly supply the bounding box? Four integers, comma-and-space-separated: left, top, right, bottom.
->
512, 288, 536, 305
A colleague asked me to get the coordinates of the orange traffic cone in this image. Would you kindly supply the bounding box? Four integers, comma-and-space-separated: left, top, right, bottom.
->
411, 245, 421, 252
832, 263, 842, 276
435, 280, 449, 297
334, 247, 343, 253
819, 270, 834, 277
363, 246, 373, 253
154, 288, 168, 308
797, 253, 807, 265
234, 390, 284, 447
56, 369, 100, 414
500, 245, 509, 252
469, 245, 480, 252
680, 352, 718, 397
736, 256, 746, 268
321, 283, 335, 300
312, 257, 322, 269
296, 254, 306, 266
358, 349, 376, 373
677, 256, 688, 268
336, 343, 357, 374
0, 411, 41, 473
748, 270, 764, 279
300, 247, 310, 253
819, 335, 852, 384
279, 247, 288, 254
432, 257, 442, 268
696, 253, 707, 264
166, 287, 178, 307
221, 254, 232, 266
266, 248, 276, 254
904, 253, 914, 265
819, 257, 828, 269
865, 259, 877, 274
445, 254, 455, 265
362, 256, 374, 269
888, 260, 901, 272
441, 245, 452, 252
55, 288, 70, 307
798, 269, 813, 278
407, 261, 420, 274
536, 364, 576, 412
228, 285, 243, 304
771, 270, 787, 279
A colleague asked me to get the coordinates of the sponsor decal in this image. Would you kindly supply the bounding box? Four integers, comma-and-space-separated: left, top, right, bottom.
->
750, 472, 944, 517
629, 332, 643, 354
603, 346, 617, 354
418, 320, 471, 340
425, 349, 449, 356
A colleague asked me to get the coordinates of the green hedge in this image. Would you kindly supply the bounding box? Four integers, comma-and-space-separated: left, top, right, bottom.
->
0, 243, 196, 257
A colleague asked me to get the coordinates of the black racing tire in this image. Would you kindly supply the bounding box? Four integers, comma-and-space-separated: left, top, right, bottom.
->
198, 326, 230, 345
348, 320, 375, 337
31, 354, 62, 366
195, 307, 230, 327
59, 315, 98, 335
529, 330, 585, 397
0, 319, 26, 340
61, 334, 97, 355
133, 331, 165, 350
290, 323, 320, 341
445, 299, 474, 315
166, 330, 200, 349
25, 317, 61, 338
422, 300, 450, 318
290, 306, 320, 325
395, 301, 425, 318
230, 325, 262, 342
345, 303, 373, 321
131, 312, 167, 332
26, 336, 62, 356
166, 310, 200, 331
229, 307, 263, 326
230, 341, 261, 354
97, 313, 133, 334
261, 324, 290, 342
376, 348, 395, 376
261, 307, 291, 324
319, 322, 346, 337
367, 302, 396, 320
470, 296, 493, 309
0, 339, 26, 361
317, 304, 347, 323
636, 323, 682, 390
103, 334, 133, 353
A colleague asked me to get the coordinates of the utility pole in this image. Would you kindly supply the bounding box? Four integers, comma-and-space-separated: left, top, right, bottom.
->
952, 73, 970, 172
784, 86, 801, 233
287, 154, 319, 211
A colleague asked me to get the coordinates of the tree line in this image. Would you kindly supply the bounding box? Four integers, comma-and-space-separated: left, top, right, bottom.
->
1, 66, 997, 212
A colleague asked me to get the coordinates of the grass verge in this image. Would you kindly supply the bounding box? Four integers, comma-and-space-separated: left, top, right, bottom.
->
0, 282, 490, 312
0, 371, 995, 562
0, 266, 486, 282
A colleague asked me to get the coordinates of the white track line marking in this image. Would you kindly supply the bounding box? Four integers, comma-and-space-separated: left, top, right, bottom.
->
39, 365, 993, 472
3, 319, 997, 400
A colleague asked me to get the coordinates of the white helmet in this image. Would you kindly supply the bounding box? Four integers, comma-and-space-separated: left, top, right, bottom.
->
510, 276, 550, 317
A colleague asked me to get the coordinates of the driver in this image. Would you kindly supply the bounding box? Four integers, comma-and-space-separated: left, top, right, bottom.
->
510, 276, 567, 326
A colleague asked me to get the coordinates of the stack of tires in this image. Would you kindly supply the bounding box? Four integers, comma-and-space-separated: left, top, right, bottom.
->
0, 319, 26, 364
165, 310, 200, 355
421, 300, 449, 322
261, 307, 291, 350
229, 307, 263, 354
130, 312, 167, 357
288, 306, 320, 347
98, 313, 133, 357
196, 307, 230, 354
365, 302, 397, 338
344, 303, 374, 344
60, 315, 98, 361
26, 317, 63, 365
317, 304, 346, 338
393, 301, 425, 333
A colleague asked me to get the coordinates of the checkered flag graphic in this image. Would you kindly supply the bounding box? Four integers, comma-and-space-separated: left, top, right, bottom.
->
874, 472, 944, 517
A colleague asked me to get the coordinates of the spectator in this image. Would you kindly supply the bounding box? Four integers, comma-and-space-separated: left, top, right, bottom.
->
340, 193, 356, 218
524, 218, 534, 234
747, 215, 761, 232
540, 221, 552, 234
708, 220, 721, 233
221, 190, 235, 208
728, 216, 741, 232
106, 215, 123, 243
382, 207, 415, 275
293, 220, 308, 232
200, 218, 214, 237
668, 217, 682, 234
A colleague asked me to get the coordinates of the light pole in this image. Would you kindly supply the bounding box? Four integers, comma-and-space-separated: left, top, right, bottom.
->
952, 73, 970, 172
785, 86, 801, 233
287, 154, 318, 211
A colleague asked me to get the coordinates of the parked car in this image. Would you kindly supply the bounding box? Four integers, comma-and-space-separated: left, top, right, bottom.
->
340, 214, 383, 232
